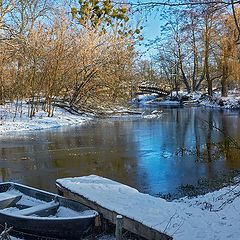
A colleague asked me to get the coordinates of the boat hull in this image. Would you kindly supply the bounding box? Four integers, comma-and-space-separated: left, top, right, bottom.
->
0, 182, 98, 239
0, 213, 95, 239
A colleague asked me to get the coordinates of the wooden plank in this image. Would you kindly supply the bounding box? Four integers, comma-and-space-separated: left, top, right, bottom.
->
0, 193, 22, 209
56, 183, 172, 240
17, 201, 59, 216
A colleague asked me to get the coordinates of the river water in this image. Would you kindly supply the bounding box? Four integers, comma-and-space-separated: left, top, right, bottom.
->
0, 106, 240, 196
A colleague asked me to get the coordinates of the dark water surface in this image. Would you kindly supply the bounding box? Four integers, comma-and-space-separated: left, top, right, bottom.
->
1, 106, 240, 196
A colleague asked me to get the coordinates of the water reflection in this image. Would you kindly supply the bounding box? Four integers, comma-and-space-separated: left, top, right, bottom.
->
0, 107, 240, 196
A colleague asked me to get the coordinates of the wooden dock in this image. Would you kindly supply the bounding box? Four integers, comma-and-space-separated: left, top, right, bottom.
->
56, 175, 173, 240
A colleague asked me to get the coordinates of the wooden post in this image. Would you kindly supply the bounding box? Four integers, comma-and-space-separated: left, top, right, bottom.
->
95, 215, 101, 227
115, 215, 123, 240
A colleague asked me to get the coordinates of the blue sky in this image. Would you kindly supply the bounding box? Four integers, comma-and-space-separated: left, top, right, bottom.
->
138, 13, 163, 58
129, 2, 167, 59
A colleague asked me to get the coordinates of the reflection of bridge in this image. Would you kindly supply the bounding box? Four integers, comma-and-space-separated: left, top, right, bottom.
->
138, 85, 172, 97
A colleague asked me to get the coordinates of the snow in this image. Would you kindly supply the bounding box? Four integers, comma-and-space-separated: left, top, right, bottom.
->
200, 94, 240, 109
157, 100, 183, 106
0, 187, 97, 220
170, 91, 240, 109
0, 91, 240, 135
0, 102, 92, 135
55, 207, 95, 218
0, 96, 239, 239
5, 189, 45, 206
141, 110, 163, 119
131, 93, 159, 104
57, 175, 240, 240
133, 90, 240, 109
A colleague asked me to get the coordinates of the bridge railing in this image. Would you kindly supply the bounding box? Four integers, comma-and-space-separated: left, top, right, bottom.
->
138, 85, 172, 96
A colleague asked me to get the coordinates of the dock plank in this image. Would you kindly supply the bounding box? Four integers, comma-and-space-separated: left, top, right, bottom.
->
56, 175, 173, 240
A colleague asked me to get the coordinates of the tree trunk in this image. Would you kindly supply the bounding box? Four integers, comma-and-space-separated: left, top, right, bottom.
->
221, 50, 228, 97
178, 45, 191, 93
192, 27, 198, 91
0, 52, 4, 104
205, 19, 212, 97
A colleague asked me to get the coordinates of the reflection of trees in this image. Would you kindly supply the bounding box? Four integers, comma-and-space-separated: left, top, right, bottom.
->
0, 168, 7, 182
47, 122, 140, 189
161, 108, 192, 155
194, 109, 201, 157
0, 147, 12, 182
0, 137, 54, 189
220, 113, 231, 162
161, 108, 240, 173
1, 108, 240, 196
0, 123, 141, 192
206, 110, 213, 162
175, 108, 240, 170
175, 108, 191, 155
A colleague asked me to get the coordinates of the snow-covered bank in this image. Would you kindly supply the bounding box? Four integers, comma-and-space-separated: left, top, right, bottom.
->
199, 93, 240, 109
1, 90, 239, 135
0, 103, 93, 135
133, 91, 240, 109
57, 175, 240, 240
179, 90, 240, 109
131, 93, 159, 104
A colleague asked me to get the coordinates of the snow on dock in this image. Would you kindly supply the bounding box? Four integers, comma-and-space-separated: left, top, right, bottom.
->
56, 175, 240, 240
56, 175, 172, 240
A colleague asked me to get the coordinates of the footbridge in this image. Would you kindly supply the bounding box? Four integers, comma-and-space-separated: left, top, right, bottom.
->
137, 84, 172, 97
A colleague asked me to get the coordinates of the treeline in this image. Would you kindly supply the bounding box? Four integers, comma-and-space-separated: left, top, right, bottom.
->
0, 0, 137, 117
2, 0, 239, 119
142, 1, 240, 97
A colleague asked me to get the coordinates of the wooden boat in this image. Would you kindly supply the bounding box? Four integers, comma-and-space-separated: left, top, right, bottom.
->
0, 182, 99, 239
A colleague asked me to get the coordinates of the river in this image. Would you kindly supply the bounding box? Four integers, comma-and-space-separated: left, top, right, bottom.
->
0, 106, 240, 197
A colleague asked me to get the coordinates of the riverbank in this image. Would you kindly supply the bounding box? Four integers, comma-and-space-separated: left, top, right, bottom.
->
134, 90, 240, 109
0, 102, 93, 135
0, 102, 143, 135
1, 90, 240, 135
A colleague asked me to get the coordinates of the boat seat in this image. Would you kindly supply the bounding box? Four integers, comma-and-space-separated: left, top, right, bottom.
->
0, 192, 22, 209
18, 201, 59, 216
